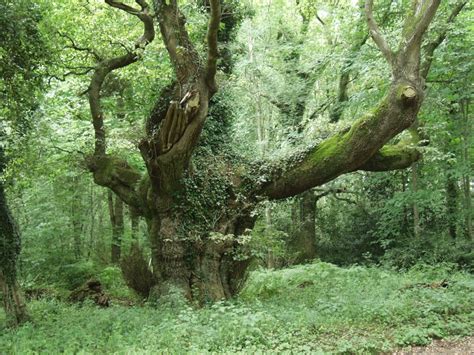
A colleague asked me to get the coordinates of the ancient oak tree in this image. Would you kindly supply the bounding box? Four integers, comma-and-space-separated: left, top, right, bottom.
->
82, 0, 463, 301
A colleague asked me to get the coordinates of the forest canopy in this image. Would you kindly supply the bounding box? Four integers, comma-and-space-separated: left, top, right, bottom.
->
0, 0, 472, 351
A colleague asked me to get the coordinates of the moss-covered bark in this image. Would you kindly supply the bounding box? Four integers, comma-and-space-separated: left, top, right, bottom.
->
261, 84, 423, 199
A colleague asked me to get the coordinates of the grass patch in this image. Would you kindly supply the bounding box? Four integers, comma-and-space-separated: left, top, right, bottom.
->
1, 262, 472, 353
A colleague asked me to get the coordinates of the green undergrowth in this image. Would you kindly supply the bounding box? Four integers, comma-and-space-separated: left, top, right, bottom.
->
1, 262, 472, 354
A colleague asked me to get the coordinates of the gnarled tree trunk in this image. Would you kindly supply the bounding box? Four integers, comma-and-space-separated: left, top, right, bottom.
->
146, 210, 252, 302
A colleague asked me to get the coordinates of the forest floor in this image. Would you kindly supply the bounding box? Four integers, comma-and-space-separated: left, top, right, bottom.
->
393, 335, 473, 354
1, 262, 473, 353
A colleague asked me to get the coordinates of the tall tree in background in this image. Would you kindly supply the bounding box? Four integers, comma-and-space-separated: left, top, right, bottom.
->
78, 0, 467, 301
0, 144, 29, 325
108, 190, 124, 263
0, 0, 47, 324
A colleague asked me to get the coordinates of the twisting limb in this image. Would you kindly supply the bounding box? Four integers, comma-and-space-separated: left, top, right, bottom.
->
104, 0, 142, 15
58, 31, 102, 62
421, 0, 468, 79
86, 0, 155, 214
139, 0, 222, 195
365, 0, 394, 65
89, 0, 154, 156
205, 0, 221, 94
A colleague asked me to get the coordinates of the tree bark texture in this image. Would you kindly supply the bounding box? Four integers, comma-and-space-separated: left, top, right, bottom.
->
130, 206, 140, 242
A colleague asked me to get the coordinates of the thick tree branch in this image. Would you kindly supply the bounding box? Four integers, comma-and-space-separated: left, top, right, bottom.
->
260, 83, 423, 200
105, 0, 142, 15
420, 0, 468, 79
365, 0, 394, 65
87, 155, 144, 213
205, 0, 221, 94
395, 0, 440, 80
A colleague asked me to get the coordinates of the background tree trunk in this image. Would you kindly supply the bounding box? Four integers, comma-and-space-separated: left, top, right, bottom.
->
446, 168, 458, 239
0, 145, 29, 325
411, 162, 421, 238
460, 98, 472, 240
290, 191, 317, 263
71, 176, 83, 259
108, 190, 124, 264
130, 206, 140, 243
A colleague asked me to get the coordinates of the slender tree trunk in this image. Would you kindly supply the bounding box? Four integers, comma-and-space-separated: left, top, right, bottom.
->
411, 162, 421, 238
401, 171, 409, 235
290, 190, 317, 264
87, 180, 95, 259
446, 169, 458, 239
460, 99, 472, 239
130, 206, 139, 243
108, 190, 124, 264
264, 205, 274, 268
71, 176, 83, 259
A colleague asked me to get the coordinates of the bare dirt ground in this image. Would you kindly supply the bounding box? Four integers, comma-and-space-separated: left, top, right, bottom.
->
392, 336, 474, 354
